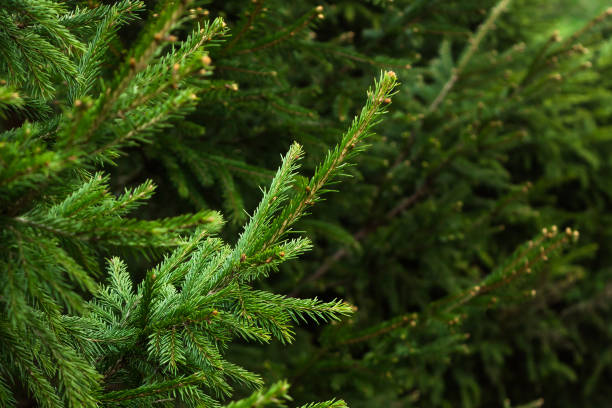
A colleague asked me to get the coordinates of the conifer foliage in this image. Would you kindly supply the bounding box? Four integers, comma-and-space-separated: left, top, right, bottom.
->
0, 0, 397, 406
2, 0, 612, 407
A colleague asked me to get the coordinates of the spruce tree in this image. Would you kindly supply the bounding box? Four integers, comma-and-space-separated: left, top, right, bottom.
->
2, 0, 612, 407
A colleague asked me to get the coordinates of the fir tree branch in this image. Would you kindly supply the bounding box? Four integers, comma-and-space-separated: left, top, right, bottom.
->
69, 0, 143, 102
233, 7, 323, 55
427, 0, 512, 113
206, 71, 398, 291
100, 371, 207, 402
262, 71, 399, 250
223, 0, 265, 53
336, 226, 578, 347
222, 380, 291, 408
84, 0, 186, 139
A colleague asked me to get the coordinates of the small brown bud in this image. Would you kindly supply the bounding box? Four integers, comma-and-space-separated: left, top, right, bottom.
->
167, 35, 178, 42
383, 97, 392, 104
74, 99, 82, 107
387, 70, 396, 79
151, 273, 157, 280
129, 57, 137, 68
315, 5, 323, 12
265, 257, 273, 263
173, 63, 180, 72
211, 309, 218, 315
240, 253, 247, 262
201, 55, 212, 66
550, 73, 562, 81
153, 32, 163, 42
279, 251, 285, 257
225, 83, 239, 91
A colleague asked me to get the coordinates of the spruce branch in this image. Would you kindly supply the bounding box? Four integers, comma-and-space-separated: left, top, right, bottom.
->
300, 40, 413, 70
335, 225, 579, 347
556, 7, 612, 52
206, 71, 398, 291
222, 380, 348, 408
427, 0, 512, 113
222, 0, 266, 53
69, 0, 143, 102
0, 0, 86, 98
222, 380, 291, 408
85, 0, 185, 136
9, 173, 222, 250
0, 86, 24, 114
100, 371, 208, 402
263, 71, 399, 250
298, 400, 348, 408
233, 6, 324, 55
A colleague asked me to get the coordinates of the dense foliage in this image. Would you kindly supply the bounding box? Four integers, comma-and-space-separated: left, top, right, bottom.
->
1, 0, 611, 407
